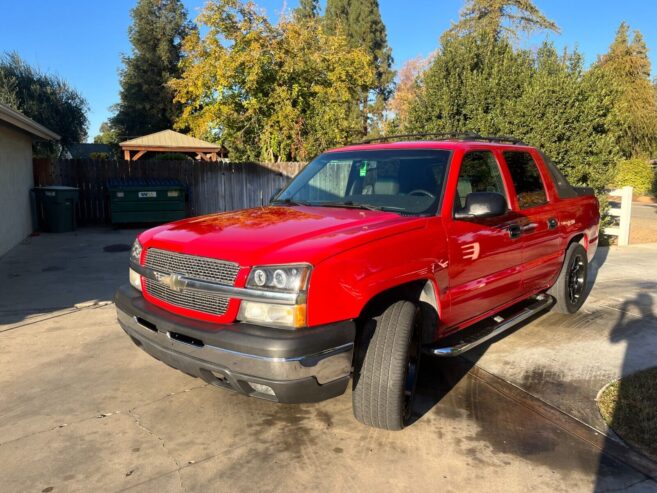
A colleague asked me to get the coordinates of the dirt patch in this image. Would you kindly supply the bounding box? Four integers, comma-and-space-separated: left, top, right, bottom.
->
630, 216, 657, 244
598, 367, 657, 462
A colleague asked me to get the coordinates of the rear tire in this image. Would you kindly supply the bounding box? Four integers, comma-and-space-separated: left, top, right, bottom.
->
352, 300, 421, 430
548, 242, 588, 314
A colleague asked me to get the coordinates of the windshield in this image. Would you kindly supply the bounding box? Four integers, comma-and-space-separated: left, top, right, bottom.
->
273, 149, 451, 215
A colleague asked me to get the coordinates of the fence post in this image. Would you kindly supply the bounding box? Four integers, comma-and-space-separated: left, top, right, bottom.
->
618, 186, 633, 246
607, 186, 633, 246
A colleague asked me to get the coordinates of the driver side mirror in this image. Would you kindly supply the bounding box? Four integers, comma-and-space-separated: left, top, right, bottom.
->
454, 192, 507, 220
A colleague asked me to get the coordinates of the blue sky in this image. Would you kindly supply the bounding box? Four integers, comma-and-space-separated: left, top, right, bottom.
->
1, 0, 656, 141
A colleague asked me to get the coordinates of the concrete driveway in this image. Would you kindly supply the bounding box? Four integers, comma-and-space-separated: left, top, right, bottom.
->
1, 229, 656, 492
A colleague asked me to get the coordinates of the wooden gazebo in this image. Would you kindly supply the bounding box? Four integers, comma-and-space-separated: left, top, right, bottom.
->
120, 129, 223, 161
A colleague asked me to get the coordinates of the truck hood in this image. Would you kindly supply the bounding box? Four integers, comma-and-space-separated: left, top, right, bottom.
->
139, 205, 425, 266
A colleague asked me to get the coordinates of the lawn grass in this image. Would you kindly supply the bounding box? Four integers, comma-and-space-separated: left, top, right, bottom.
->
598, 367, 657, 461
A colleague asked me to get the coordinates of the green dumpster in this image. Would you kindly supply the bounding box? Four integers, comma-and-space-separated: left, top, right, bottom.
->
33, 186, 79, 233
107, 179, 186, 224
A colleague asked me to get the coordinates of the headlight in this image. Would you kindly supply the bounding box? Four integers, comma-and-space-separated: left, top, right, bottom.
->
238, 301, 306, 329
241, 264, 311, 328
246, 264, 311, 293
130, 239, 143, 264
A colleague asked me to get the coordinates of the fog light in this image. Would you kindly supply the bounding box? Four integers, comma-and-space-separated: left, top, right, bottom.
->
249, 382, 275, 396
129, 268, 142, 292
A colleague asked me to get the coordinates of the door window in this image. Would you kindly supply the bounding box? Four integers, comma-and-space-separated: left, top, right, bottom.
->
504, 152, 548, 209
454, 151, 508, 211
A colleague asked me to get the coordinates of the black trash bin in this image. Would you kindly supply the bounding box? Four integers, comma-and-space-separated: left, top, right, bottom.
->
33, 186, 79, 233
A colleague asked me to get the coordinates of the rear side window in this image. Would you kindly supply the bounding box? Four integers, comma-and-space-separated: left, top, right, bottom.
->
539, 152, 578, 199
504, 152, 548, 209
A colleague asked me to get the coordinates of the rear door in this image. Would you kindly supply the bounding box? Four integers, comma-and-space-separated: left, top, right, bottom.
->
444, 150, 525, 328
502, 150, 563, 293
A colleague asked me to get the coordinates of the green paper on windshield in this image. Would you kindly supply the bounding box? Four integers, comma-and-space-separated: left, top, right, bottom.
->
359, 163, 368, 177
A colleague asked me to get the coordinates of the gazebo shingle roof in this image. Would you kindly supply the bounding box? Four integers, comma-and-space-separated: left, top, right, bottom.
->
119, 130, 222, 161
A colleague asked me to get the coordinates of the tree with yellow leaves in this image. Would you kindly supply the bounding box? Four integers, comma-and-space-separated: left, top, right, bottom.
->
169, 0, 375, 162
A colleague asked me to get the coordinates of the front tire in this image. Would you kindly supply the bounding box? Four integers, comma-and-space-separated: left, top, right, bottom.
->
548, 242, 588, 314
352, 300, 421, 430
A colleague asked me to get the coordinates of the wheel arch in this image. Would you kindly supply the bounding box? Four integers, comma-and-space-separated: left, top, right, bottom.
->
357, 279, 441, 345
550, 233, 587, 290
569, 233, 587, 250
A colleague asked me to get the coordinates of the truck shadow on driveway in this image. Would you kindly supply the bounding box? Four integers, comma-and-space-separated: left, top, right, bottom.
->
410, 245, 611, 426
585, 245, 609, 300
409, 310, 546, 426
407, 300, 657, 489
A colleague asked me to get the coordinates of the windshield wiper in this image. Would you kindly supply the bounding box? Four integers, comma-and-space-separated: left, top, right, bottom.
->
314, 201, 404, 213
271, 198, 312, 207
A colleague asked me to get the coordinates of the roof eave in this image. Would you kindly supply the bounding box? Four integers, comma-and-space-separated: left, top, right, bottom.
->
119, 145, 221, 152
0, 103, 60, 141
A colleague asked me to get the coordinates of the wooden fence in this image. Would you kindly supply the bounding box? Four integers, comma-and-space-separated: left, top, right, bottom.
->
33, 159, 306, 225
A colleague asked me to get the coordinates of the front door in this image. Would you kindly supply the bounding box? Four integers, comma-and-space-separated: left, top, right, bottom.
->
444, 150, 524, 329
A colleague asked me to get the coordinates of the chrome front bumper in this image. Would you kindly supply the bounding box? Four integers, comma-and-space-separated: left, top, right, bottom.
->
115, 285, 354, 403
118, 309, 353, 384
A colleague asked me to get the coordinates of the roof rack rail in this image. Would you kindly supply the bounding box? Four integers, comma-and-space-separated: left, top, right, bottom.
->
354, 132, 527, 146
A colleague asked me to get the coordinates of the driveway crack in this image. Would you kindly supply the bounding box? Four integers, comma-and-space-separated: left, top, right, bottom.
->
128, 408, 187, 493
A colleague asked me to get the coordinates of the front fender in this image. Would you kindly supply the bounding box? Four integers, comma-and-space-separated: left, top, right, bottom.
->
305, 218, 449, 327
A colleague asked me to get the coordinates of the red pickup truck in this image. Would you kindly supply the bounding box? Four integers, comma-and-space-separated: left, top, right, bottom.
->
115, 134, 600, 430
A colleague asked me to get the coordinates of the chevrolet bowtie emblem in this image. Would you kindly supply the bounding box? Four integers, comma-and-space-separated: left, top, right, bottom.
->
154, 272, 187, 292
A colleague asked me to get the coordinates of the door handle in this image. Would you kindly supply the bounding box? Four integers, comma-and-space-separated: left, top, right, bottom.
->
521, 223, 538, 233
547, 218, 558, 230
507, 224, 522, 239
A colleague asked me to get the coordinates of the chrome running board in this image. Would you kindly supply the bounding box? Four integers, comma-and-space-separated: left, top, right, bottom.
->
430, 295, 554, 357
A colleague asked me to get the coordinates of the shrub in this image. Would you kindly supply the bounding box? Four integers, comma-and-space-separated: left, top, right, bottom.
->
152, 152, 193, 161
89, 152, 109, 160
614, 158, 653, 196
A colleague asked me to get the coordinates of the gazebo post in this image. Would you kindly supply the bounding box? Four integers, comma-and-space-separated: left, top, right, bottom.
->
123, 149, 131, 161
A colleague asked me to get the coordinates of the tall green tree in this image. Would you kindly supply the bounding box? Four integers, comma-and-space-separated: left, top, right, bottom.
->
405, 0, 620, 194
448, 0, 559, 39
94, 122, 119, 145
108, 0, 193, 140
406, 33, 533, 135
170, 0, 375, 162
593, 22, 657, 158
510, 44, 619, 191
295, 0, 320, 20
0, 52, 88, 157
325, 0, 394, 132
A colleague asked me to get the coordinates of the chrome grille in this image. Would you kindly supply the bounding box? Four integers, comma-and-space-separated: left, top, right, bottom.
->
143, 248, 238, 316
144, 279, 230, 316
145, 248, 239, 286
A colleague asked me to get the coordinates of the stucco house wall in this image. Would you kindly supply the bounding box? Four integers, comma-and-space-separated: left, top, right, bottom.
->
0, 104, 59, 258
0, 123, 35, 257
